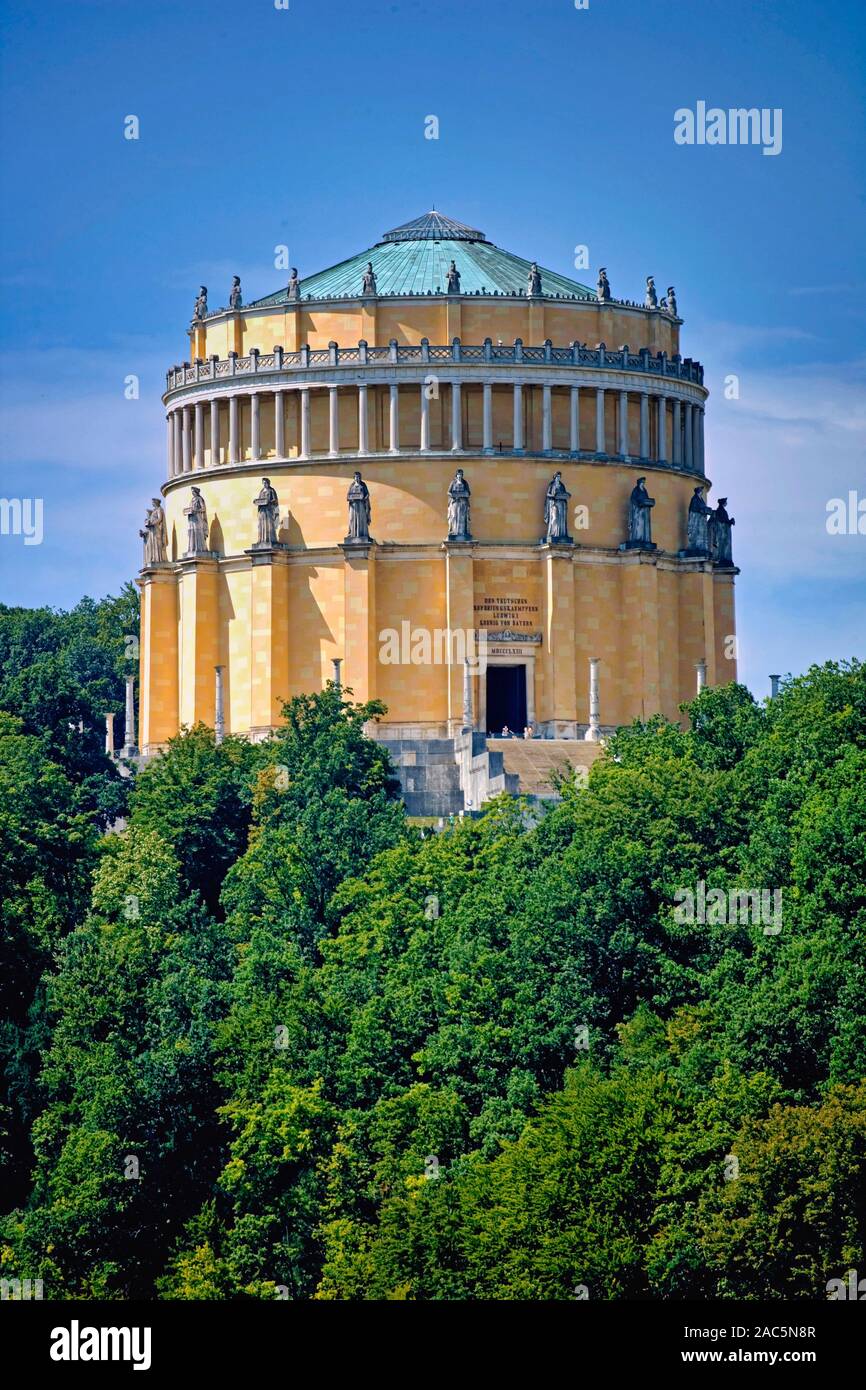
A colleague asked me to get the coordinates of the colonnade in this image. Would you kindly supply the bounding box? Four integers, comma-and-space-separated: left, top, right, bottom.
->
165, 379, 706, 478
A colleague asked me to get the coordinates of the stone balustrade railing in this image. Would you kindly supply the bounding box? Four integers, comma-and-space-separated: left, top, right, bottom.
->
165, 338, 704, 394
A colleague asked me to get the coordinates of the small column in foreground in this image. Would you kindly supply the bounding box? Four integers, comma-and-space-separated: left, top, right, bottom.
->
584, 657, 601, 742
122, 675, 138, 757
214, 665, 225, 745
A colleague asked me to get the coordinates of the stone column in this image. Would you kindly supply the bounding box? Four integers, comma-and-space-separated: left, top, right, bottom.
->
696, 659, 707, 693
332, 657, 343, 691
274, 392, 285, 458
770, 674, 781, 699
182, 405, 192, 473
104, 711, 115, 756
542, 384, 552, 451
420, 382, 431, 452
172, 411, 181, 477
214, 665, 225, 744
166, 415, 173, 477
684, 403, 694, 468
462, 661, 473, 730
194, 402, 204, 469
210, 398, 220, 467
618, 390, 629, 457
300, 388, 311, 459
389, 384, 400, 452
357, 385, 369, 455
569, 385, 580, 452
122, 674, 138, 756
513, 381, 524, 450
639, 391, 650, 460
450, 381, 462, 451
696, 407, 704, 471
329, 386, 340, 455
657, 396, 668, 463
250, 393, 261, 461
228, 395, 239, 464
595, 388, 606, 455
672, 398, 682, 465
482, 382, 493, 451
584, 657, 600, 741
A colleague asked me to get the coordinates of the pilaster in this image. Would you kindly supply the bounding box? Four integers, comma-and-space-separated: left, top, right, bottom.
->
247, 549, 291, 735
541, 544, 577, 730
444, 542, 475, 733
178, 556, 220, 731
341, 542, 377, 703
137, 566, 179, 752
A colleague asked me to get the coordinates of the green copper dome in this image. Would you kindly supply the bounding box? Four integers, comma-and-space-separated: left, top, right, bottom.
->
249, 210, 594, 305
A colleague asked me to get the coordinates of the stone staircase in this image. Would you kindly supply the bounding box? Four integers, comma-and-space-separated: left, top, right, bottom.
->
376, 732, 606, 816
495, 738, 606, 798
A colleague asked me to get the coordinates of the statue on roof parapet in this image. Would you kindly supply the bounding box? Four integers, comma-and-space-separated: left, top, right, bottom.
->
645, 276, 658, 309
527, 262, 542, 296
287, 268, 301, 300
362, 262, 378, 296
229, 276, 242, 311
597, 268, 611, 303
446, 259, 461, 294
192, 286, 208, 322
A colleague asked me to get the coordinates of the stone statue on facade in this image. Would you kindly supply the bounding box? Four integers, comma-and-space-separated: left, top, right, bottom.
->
362, 262, 378, 296
229, 276, 242, 310
253, 477, 280, 548
446, 260, 461, 294
626, 476, 656, 547
287, 268, 301, 300
183, 486, 209, 556
597, 268, 611, 303
544, 471, 572, 543
140, 497, 167, 566
645, 276, 658, 309
666, 285, 677, 316
686, 484, 713, 554
527, 262, 542, 296
345, 471, 371, 543
709, 498, 735, 565
193, 286, 208, 322
447, 468, 472, 540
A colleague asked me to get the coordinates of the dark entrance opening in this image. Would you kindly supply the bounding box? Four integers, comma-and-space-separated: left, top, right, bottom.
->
486, 665, 527, 734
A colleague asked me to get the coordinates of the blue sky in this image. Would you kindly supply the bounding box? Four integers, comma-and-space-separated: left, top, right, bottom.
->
0, 0, 863, 697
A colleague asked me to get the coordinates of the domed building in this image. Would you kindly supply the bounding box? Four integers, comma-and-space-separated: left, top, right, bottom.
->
137, 210, 737, 811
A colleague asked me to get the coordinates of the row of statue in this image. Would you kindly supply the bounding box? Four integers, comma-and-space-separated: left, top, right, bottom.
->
142, 475, 733, 565
194, 272, 299, 321
192, 268, 677, 316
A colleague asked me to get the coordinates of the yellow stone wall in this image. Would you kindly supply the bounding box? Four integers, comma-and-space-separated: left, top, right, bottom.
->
192, 299, 681, 360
